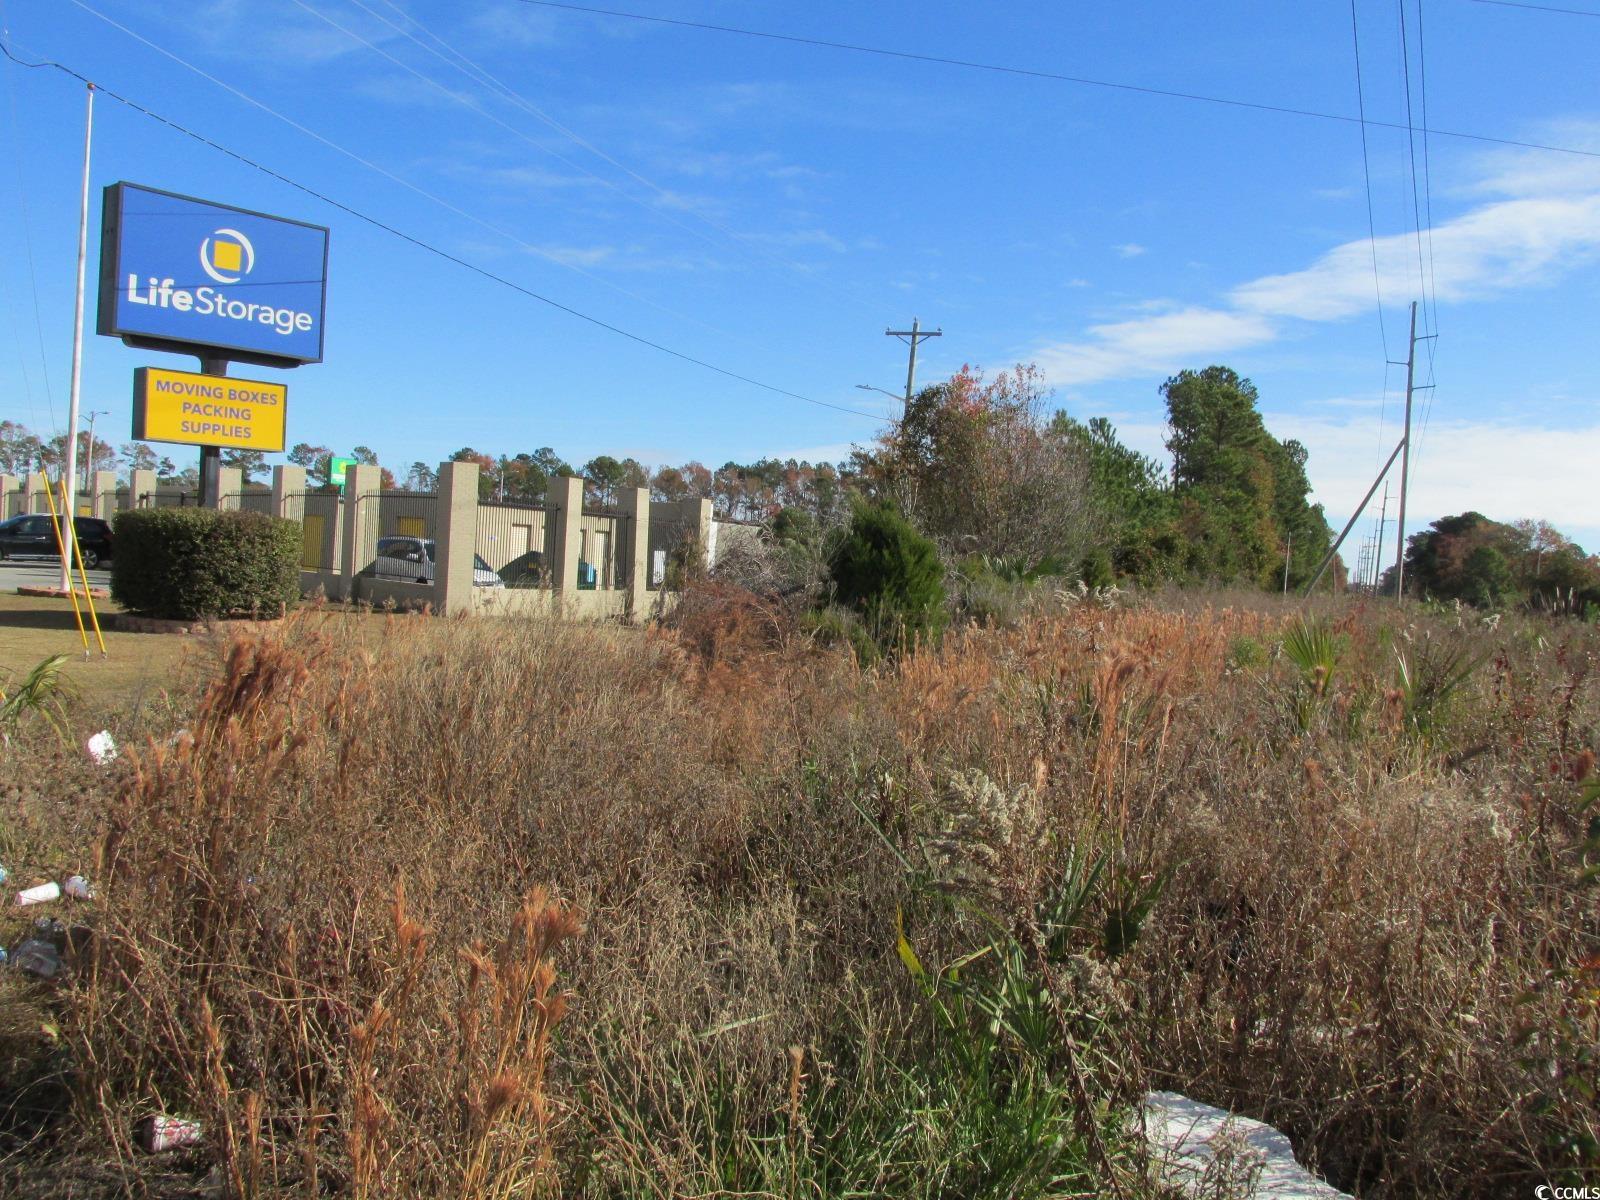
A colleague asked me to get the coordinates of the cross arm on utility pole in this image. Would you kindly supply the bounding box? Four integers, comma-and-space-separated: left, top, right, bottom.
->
885, 316, 942, 417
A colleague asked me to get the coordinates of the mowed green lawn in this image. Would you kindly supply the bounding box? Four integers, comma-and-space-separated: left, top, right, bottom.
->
0, 592, 198, 715
0, 591, 417, 716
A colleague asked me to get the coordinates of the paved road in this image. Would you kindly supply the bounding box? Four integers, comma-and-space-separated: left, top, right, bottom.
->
0, 558, 113, 592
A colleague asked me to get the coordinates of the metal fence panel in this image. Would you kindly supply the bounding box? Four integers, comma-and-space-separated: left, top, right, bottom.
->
647, 507, 699, 590
477, 500, 548, 581
577, 511, 619, 589
288, 491, 342, 571
376, 491, 439, 542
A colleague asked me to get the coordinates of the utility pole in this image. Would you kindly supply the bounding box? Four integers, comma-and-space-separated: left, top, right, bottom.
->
1393, 301, 1418, 602
60, 82, 93, 592
1373, 482, 1390, 592
886, 317, 941, 418
1282, 531, 1292, 596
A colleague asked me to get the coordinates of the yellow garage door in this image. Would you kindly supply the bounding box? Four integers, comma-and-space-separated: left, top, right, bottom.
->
301, 513, 325, 568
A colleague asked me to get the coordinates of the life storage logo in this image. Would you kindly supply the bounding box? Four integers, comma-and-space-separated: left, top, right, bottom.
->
122, 228, 314, 338
199, 228, 254, 284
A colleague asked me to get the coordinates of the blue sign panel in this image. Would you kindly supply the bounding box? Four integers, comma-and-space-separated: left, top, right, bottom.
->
97, 182, 329, 367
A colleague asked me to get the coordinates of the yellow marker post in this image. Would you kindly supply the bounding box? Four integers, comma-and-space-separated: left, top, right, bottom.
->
57, 477, 106, 657
40, 475, 90, 656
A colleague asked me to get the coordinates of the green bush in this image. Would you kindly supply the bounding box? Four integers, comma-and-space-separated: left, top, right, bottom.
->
828, 500, 947, 652
111, 508, 301, 620
799, 603, 881, 666
1079, 547, 1115, 590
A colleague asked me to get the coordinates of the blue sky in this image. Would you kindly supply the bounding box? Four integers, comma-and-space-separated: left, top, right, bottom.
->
2, 0, 1598, 565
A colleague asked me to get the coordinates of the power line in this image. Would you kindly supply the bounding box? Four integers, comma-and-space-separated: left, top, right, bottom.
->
518, 0, 1600, 160
336, 0, 889, 321
0, 39, 886, 422
1398, 0, 1441, 477
0, 2, 58, 440
67, 0, 749, 344
1468, 0, 1600, 15
1397, 0, 1432, 335
1415, 0, 1440, 460
1348, 0, 1390, 364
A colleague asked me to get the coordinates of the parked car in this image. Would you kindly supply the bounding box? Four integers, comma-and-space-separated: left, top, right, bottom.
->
371, 536, 503, 588
0, 514, 114, 569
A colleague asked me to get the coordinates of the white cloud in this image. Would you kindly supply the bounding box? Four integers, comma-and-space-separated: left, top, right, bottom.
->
1034, 126, 1600, 386
1114, 243, 1147, 258
464, 2, 563, 48
183, 0, 397, 64
1034, 307, 1276, 387
1270, 413, 1600, 551
1231, 194, 1600, 321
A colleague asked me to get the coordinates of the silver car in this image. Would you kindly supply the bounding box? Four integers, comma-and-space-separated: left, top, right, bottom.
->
372, 536, 504, 588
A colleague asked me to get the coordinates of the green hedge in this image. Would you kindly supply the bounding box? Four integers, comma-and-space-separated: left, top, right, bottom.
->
111, 508, 301, 620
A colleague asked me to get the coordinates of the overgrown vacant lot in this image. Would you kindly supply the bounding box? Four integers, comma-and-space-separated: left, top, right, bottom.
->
1, 593, 1596, 1197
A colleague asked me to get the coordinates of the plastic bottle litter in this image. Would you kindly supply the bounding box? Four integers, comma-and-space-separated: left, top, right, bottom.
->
63, 875, 94, 901
0, 863, 8, 887
138, 1115, 204, 1153
86, 729, 118, 764
15, 881, 60, 907
10, 937, 62, 979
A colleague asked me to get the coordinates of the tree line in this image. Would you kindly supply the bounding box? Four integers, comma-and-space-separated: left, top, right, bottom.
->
0, 364, 1339, 590
18, 363, 1592, 605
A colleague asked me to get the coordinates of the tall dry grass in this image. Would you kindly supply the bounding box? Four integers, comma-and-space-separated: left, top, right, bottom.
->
0, 589, 1594, 1197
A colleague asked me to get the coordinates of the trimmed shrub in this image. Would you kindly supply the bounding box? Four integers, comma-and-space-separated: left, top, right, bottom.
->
111, 507, 301, 619
828, 500, 946, 652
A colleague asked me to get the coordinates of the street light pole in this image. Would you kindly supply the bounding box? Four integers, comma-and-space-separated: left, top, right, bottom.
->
60, 82, 94, 592
84, 410, 109, 482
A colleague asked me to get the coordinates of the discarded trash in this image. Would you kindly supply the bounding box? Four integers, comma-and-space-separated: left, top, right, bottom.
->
138, 1115, 203, 1153
10, 938, 63, 980
1143, 1091, 1351, 1199
86, 729, 117, 764
63, 875, 94, 901
0, 864, 8, 887
15, 881, 60, 907
0, 946, 7, 966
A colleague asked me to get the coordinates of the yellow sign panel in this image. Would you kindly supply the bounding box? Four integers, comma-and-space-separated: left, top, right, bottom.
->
132, 366, 287, 452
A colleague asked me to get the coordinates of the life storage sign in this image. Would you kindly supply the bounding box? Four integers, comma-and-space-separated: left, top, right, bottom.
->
98, 182, 329, 367
132, 367, 288, 452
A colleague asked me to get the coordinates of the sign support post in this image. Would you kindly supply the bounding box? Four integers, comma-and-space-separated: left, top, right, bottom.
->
198, 355, 227, 508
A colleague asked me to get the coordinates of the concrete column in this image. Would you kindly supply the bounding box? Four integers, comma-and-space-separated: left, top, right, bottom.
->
619, 485, 650, 621
340, 463, 382, 601
272, 465, 306, 522
434, 459, 480, 616
547, 473, 584, 595
0, 474, 16, 519
214, 466, 243, 511
25, 471, 49, 514
692, 498, 714, 571
89, 470, 117, 520
126, 469, 156, 510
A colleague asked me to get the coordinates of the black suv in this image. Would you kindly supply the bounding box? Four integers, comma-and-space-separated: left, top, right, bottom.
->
0, 514, 114, 569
